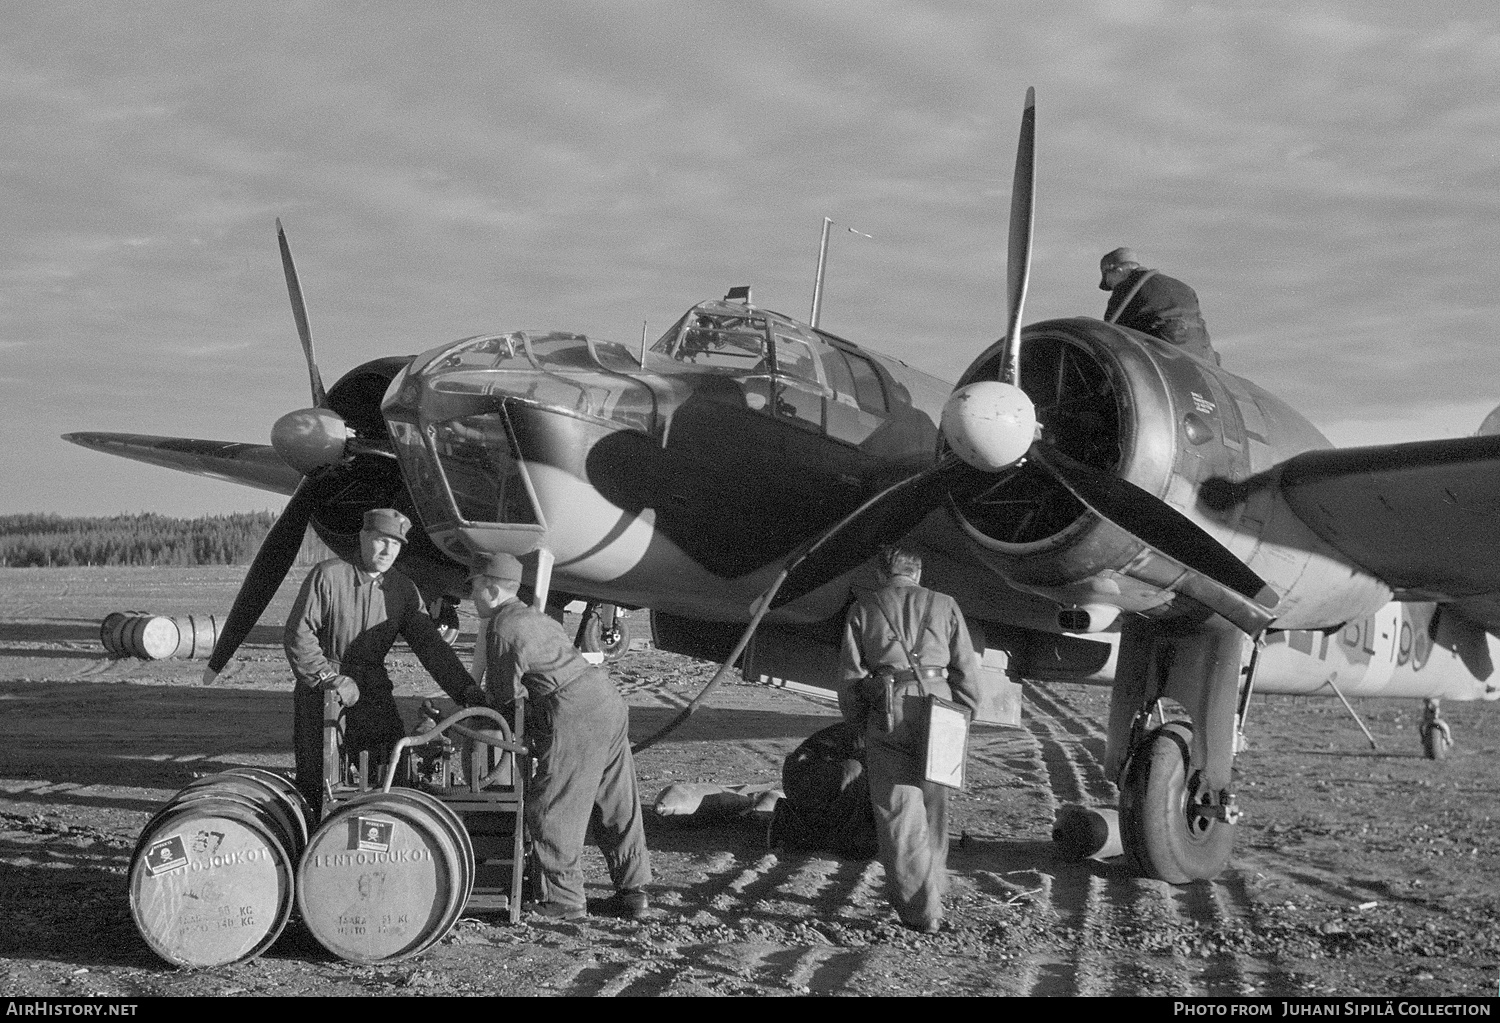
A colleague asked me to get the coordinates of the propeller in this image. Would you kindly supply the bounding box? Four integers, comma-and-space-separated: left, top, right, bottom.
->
767, 87, 1278, 636
1000, 87, 1036, 387
277, 218, 328, 409
202, 479, 321, 681
202, 222, 347, 682
775, 456, 993, 609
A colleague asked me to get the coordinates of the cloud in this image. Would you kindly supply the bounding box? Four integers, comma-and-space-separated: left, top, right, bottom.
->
7, 2, 1500, 514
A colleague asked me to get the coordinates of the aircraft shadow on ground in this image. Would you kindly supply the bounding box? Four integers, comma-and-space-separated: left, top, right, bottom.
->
624, 704, 840, 744
0, 680, 293, 803
0, 678, 835, 814
0, 855, 157, 969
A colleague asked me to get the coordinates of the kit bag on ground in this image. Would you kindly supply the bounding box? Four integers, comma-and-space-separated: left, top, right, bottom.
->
769, 720, 877, 859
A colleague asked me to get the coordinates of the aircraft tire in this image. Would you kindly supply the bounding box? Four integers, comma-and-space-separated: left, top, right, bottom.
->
1419, 720, 1452, 761
434, 600, 461, 647
580, 612, 631, 660
1119, 721, 1236, 884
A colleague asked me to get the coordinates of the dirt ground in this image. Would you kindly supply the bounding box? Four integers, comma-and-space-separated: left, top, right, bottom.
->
0, 565, 1497, 998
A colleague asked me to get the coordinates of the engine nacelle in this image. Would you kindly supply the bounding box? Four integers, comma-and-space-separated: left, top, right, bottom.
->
947, 318, 1391, 631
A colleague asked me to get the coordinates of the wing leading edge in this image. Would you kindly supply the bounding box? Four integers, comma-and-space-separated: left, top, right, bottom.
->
62, 432, 303, 497
1275, 433, 1500, 627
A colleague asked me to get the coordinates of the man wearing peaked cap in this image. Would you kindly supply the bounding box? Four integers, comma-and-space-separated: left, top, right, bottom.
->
468, 548, 653, 921
469, 550, 523, 584
362, 507, 410, 543
838, 544, 981, 933
1099, 246, 1217, 364
283, 507, 475, 816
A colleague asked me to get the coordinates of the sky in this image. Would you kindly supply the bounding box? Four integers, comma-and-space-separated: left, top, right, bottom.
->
5, 1, 1500, 517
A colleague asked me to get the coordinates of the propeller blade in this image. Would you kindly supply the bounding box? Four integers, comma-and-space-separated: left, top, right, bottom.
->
772, 457, 991, 610
1000, 87, 1036, 386
1027, 445, 1278, 634
276, 218, 328, 409
202, 479, 320, 681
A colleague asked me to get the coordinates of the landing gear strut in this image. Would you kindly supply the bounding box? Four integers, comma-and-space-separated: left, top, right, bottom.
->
576, 602, 630, 660
1109, 616, 1252, 884
1420, 698, 1452, 761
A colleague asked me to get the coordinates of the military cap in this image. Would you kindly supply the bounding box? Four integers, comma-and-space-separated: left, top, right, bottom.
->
361, 508, 411, 543
469, 550, 524, 584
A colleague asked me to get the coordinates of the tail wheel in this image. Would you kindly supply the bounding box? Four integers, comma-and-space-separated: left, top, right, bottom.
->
1420, 720, 1452, 761
580, 613, 631, 660
1119, 721, 1236, 884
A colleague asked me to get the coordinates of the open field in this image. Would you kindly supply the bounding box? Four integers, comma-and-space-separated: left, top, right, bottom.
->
0, 566, 1496, 997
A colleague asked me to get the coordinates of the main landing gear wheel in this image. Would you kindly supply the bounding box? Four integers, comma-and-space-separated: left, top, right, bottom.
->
434, 599, 461, 647
1420, 720, 1453, 761
1119, 721, 1236, 884
579, 609, 630, 660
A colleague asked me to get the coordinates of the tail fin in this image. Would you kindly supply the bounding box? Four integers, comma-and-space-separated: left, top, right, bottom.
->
1478, 404, 1500, 436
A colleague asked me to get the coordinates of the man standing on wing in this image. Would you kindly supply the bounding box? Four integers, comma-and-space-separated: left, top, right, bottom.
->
284, 508, 473, 817
467, 550, 652, 921
840, 545, 981, 933
1099, 246, 1217, 363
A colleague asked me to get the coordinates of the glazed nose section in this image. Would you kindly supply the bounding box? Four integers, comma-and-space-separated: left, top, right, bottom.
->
271, 407, 350, 474
940, 380, 1037, 472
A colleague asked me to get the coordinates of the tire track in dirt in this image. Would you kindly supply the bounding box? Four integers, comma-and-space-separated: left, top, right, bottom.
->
613, 673, 691, 709
635, 837, 889, 993
1004, 683, 1287, 996
1015, 687, 1122, 995
555, 956, 662, 996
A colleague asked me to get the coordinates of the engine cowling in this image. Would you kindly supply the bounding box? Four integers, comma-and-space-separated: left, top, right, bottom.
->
946, 318, 1391, 630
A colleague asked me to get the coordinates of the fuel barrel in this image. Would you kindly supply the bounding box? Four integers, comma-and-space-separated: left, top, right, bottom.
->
100, 614, 220, 660
1051, 804, 1123, 862
169, 615, 220, 660
296, 788, 474, 963
128, 770, 306, 967
99, 611, 147, 656
170, 771, 310, 858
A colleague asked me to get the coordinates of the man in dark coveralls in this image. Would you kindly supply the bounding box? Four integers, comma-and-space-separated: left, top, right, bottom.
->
839, 546, 981, 933
284, 508, 473, 817
1099, 246, 1217, 363
467, 550, 652, 921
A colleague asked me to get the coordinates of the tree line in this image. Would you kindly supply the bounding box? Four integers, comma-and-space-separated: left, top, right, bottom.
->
0, 512, 332, 568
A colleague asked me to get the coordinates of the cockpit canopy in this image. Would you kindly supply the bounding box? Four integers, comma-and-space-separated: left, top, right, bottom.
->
650, 299, 821, 381
381, 295, 953, 566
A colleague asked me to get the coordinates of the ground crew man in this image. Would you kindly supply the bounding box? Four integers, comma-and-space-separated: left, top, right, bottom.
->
467, 551, 652, 921
284, 508, 473, 817
839, 545, 981, 933
1099, 246, 1217, 363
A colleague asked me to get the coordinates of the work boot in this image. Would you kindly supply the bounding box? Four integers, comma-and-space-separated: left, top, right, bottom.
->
523, 901, 586, 921
600, 888, 650, 920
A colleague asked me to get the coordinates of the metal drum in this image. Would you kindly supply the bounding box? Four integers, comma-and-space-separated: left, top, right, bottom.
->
169, 615, 220, 660
221, 767, 311, 831
99, 611, 148, 656
99, 614, 221, 660
129, 799, 295, 967
171, 772, 310, 859
296, 788, 474, 964
122, 615, 181, 660
128, 770, 306, 967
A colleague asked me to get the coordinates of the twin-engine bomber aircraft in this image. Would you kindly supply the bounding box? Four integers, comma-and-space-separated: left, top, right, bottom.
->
65, 90, 1500, 884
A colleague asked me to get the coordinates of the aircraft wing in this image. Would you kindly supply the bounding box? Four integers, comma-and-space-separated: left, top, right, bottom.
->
1276, 433, 1500, 627
62, 432, 303, 497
